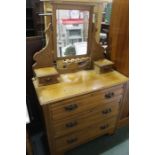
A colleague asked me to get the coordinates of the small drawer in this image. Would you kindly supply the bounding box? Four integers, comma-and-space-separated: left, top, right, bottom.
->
55, 117, 117, 151
38, 75, 59, 85
50, 85, 124, 121
34, 67, 59, 86
53, 99, 121, 137
94, 59, 114, 74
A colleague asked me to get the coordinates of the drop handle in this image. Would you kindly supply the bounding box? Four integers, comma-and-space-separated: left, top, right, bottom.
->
105, 92, 114, 99
67, 138, 78, 144
66, 121, 78, 128
100, 124, 109, 130
102, 108, 112, 114
64, 104, 78, 111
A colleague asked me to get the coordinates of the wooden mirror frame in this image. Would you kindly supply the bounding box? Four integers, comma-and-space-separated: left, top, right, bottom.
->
52, 3, 94, 60
32, 0, 105, 71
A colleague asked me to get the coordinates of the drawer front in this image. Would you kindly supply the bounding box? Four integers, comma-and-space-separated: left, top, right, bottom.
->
50, 85, 124, 121
55, 117, 117, 151
53, 99, 121, 137
38, 75, 58, 85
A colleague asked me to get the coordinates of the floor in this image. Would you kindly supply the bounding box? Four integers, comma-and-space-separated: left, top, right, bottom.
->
31, 125, 129, 155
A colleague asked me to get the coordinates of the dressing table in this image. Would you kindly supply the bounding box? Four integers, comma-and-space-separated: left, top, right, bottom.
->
32, 1, 128, 155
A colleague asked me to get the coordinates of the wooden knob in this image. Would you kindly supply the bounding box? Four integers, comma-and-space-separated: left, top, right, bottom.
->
102, 108, 112, 114
66, 121, 78, 128
100, 124, 109, 130
64, 104, 78, 111
67, 138, 78, 144
105, 92, 114, 99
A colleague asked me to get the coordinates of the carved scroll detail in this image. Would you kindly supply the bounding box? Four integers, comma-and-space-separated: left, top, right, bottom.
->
33, 23, 54, 69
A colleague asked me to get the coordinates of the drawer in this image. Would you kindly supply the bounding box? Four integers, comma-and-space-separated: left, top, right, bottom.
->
34, 67, 59, 86
50, 85, 124, 121
38, 75, 59, 85
53, 98, 120, 137
55, 117, 117, 151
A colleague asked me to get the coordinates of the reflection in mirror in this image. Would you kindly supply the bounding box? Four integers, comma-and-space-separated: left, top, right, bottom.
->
56, 9, 89, 57
100, 1, 113, 47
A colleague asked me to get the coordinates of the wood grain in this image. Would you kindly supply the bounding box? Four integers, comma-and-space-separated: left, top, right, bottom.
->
33, 70, 128, 105
50, 93, 123, 121
34, 67, 58, 77
33, 23, 54, 69
108, 0, 129, 128
42, 0, 107, 71
52, 100, 121, 137
108, 0, 129, 77
117, 82, 129, 127
55, 117, 117, 151
31, 1, 129, 155
34, 78, 128, 155
91, 23, 105, 61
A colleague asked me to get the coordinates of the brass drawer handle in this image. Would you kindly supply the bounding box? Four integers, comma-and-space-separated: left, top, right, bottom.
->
67, 138, 78, 144
66, 121, 78, 128
105, 92, 114, 99
102, 108, 112, 114
100, 124, 109, 130
64, 104, 78, 111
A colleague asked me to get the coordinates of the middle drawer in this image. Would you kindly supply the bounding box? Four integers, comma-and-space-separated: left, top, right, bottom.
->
53, 99, 120, 138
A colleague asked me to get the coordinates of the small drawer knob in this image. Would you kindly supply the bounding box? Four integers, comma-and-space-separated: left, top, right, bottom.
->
67, 138, 78, 144
102, 108, 112, 114
64, 104, 78, 111
105, 92, 114, 99
66, 121, 78, 128
100, 124, 109, 130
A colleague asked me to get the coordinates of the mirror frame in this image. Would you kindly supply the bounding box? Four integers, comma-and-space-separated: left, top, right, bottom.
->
52, 3, 94, 60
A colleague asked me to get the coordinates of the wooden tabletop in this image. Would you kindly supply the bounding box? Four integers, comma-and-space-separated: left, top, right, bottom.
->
33, 70, 128, 105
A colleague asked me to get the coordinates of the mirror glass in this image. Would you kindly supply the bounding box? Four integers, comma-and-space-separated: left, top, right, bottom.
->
56, 9, 90, 57
100, 1, 113, 47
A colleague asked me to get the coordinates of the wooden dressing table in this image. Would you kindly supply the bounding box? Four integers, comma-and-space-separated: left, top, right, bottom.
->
32, 1, 128, 155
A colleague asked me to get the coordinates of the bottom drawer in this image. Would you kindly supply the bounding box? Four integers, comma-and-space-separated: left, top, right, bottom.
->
55, 117, 117, 151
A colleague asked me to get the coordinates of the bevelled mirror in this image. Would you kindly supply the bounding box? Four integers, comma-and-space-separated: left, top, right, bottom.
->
52, 4, 93, 59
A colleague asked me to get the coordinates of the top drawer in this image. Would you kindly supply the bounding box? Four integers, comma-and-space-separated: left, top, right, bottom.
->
50, 85, 124, 121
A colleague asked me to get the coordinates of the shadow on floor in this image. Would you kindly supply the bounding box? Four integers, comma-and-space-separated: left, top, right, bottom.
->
31, 125, 129, 155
